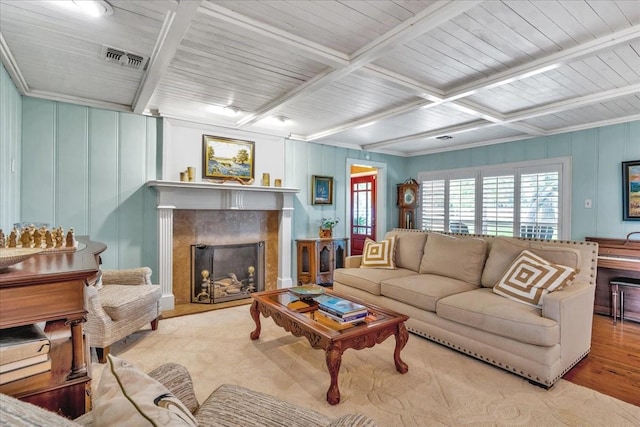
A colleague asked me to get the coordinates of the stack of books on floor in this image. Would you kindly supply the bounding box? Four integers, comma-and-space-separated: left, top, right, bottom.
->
0, 324, 52, 385
315, 295, 368, 330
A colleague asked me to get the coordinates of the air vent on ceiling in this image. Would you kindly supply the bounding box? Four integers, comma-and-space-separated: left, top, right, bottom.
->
436, 135, 453, 140
101, 45, 147, 70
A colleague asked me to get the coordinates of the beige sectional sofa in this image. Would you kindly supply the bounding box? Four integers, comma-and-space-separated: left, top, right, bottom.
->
333, 229, 598, 388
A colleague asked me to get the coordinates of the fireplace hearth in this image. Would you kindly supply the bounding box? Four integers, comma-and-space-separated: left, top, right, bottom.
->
191, 242, 265, 304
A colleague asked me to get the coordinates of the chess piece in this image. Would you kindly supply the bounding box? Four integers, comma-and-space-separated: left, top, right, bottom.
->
66, 228, 75, 248
9, 228, 17, 247
45, 230, 54, 248
20, 229, 31, 248
33, 228, 43, 248
55, 227, 63, 248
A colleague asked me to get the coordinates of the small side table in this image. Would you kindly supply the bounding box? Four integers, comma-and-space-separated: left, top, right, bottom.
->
610, 277, 640, 325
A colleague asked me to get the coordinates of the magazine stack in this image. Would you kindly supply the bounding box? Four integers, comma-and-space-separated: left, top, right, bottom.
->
315, 295, 368, 330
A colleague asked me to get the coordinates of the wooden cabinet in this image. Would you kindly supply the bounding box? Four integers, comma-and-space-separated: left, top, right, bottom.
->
0, 237, 105, 419
296, 238, 348, 286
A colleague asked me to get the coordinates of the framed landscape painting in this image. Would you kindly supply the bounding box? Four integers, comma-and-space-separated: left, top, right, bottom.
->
202, 135, 254, 181
622, 160, 640, 221
312, 175, 334, 205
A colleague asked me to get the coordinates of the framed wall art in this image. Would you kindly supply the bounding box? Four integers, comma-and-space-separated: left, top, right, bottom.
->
622, 160, 640, 221
312, 175, 334, 205
202, 135, 255, 181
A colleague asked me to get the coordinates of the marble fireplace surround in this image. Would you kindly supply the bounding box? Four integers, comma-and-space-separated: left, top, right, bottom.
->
147, 180, 298, 310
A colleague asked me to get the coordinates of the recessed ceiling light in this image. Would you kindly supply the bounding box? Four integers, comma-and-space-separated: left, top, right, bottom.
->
436, 135, 453, 140
72, 0, 113, 17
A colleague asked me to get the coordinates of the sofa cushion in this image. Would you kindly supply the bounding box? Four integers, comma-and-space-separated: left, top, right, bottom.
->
493, 250, 577, 308
481, 237, 530, 287
99, 284, 162, 321
384, 230, 428, 272
95, 355, 197, 426
529, 243, 581, 270
334, 267, 416, 295
437, 288, 560, 346
360, 235, 397, 269
0, 393, 81, 426
381, 274, 477, 312
419, 233, 488, 285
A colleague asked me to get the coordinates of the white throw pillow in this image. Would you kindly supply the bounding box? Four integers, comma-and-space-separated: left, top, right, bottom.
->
94, 355, 198, 427
493, 250, 577, 308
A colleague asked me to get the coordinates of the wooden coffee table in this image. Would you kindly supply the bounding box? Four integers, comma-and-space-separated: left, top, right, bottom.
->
249, 288, 409, 405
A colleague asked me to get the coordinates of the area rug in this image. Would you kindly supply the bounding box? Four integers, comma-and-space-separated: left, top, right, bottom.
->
91, 305, 640, 426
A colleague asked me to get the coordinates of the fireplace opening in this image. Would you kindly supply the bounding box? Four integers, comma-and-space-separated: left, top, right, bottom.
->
191, 241, 265, 304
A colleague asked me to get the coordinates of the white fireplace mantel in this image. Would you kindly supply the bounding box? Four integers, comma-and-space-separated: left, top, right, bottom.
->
147, 180, 299, 310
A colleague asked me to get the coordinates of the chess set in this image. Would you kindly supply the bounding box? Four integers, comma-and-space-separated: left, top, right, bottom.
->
0, 224, 78, 251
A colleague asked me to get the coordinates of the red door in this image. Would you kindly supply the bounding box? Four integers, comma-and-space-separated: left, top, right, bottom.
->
350, 174, 376, 255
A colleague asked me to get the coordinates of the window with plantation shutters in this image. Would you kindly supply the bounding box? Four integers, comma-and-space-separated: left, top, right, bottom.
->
417, 158, 570, 239
420, 179, 445, 231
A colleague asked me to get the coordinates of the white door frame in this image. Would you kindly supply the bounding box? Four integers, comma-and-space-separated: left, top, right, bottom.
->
345, 158, 387, 246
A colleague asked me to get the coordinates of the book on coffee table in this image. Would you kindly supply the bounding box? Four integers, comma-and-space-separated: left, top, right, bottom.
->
315, 295, 368, 317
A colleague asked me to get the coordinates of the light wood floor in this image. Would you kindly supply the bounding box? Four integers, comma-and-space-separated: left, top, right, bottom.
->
165, 303, 639, 407
563, 314, 640, 407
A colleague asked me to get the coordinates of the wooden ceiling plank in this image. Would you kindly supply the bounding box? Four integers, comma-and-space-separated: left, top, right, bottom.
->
445, 25, 640, 101
132, 0, 201, 114
506, 83, 640, 122
198, 2, 349, 68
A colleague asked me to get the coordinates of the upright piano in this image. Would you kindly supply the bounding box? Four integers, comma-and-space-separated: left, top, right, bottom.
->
586, 233, 640, 323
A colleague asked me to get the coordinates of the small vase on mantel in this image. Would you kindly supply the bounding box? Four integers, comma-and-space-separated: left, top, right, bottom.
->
319, 228, 332, 238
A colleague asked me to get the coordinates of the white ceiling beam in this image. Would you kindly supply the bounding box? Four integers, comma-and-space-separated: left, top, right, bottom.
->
236, 0, 481, 127
132, 0, 201, 114
505, 84, 640, 123
362, 64, 444, 101
305, 99, 435, 141
444, 25, 640, 101
363, 120, 493, 150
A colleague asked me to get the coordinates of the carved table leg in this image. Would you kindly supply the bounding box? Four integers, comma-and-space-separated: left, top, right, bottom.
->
325, 343, 343, 405
394, 323, 409, 374
68, 318, 87, 379
249, 300, 261, 340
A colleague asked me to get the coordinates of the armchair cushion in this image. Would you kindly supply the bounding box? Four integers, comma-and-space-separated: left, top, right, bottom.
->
101, 267, 152, 286
99, 284, 162, 321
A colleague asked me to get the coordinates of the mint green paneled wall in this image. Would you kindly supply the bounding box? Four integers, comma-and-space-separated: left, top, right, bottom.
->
407, 121, 640, 240
285, 139, 406, 277
0, 63, 22, 231
21, 98, 159, 275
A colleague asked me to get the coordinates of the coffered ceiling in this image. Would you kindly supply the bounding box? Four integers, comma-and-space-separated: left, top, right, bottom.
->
1, 0, 639, 156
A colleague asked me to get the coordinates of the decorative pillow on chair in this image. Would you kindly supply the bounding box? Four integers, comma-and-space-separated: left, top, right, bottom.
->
360, 235, 397, 269
94, 355, 198, 426
493, 250, 577, 308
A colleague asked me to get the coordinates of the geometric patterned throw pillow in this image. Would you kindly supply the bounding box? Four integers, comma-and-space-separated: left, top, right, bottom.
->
493, 250, 577, 308
360, 235, 397, 269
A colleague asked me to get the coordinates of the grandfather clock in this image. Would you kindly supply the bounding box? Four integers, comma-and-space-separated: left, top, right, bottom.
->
397, 178, 419, 229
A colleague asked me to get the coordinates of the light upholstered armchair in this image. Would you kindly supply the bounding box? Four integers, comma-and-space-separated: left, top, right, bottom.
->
84, 267, 162, 363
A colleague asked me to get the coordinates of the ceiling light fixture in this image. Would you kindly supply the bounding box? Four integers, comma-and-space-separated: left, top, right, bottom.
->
223, 105, 241, 116
275, 115, 289, 124
72, 0, 113, 17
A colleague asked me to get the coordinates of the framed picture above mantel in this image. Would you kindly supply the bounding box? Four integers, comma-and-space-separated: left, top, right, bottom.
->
202, 135, 255, 182
622, 160, 640, 221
